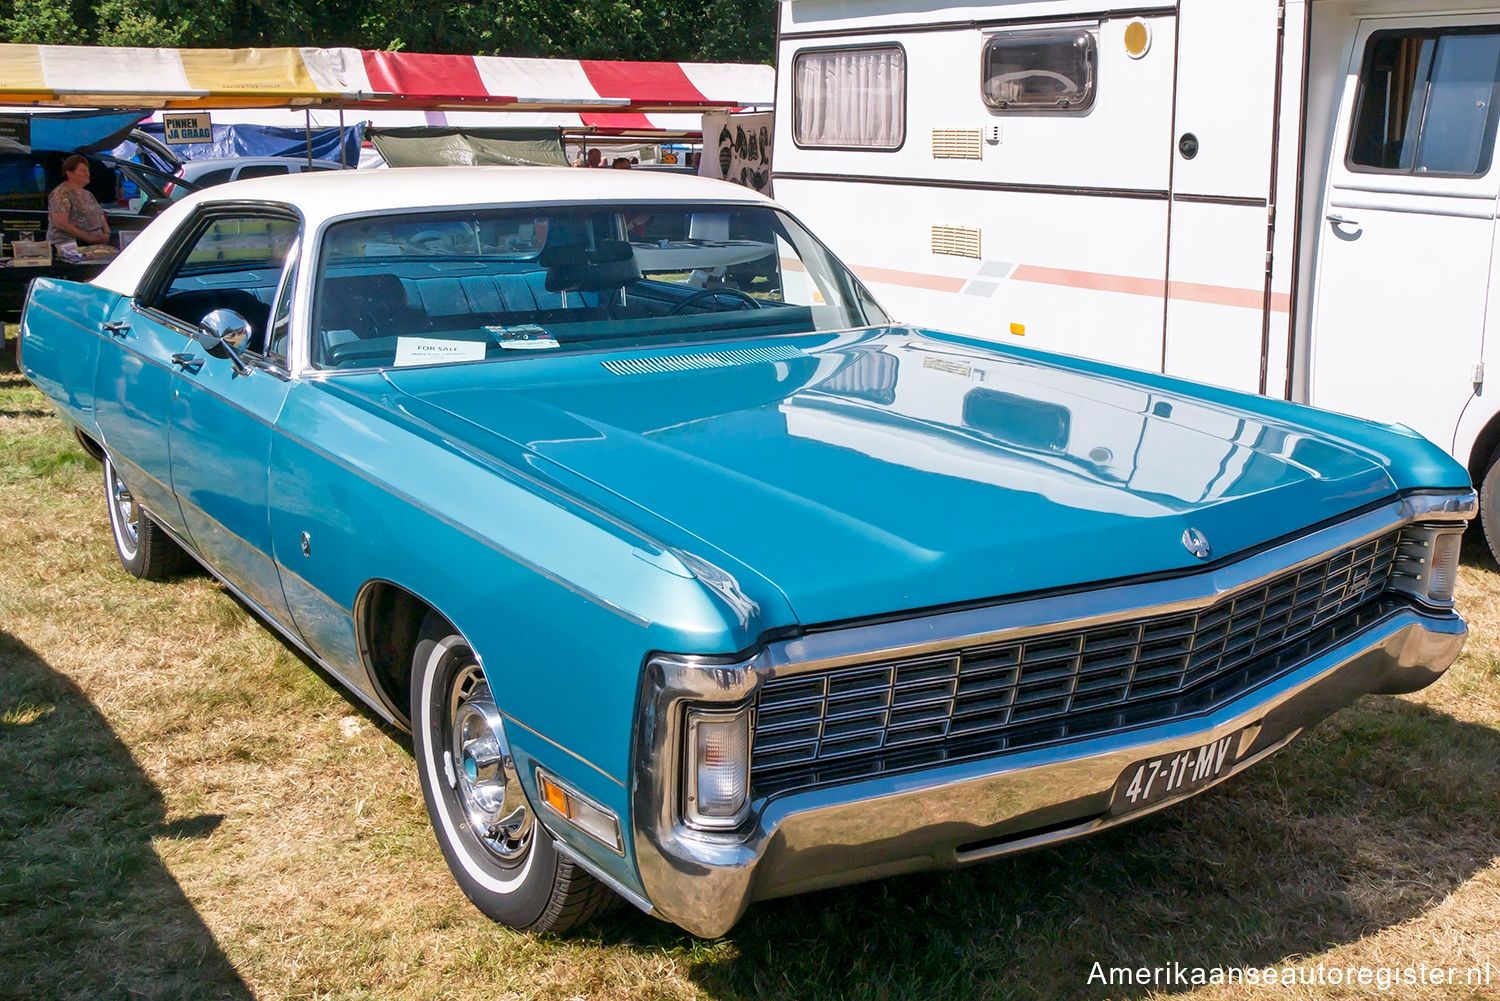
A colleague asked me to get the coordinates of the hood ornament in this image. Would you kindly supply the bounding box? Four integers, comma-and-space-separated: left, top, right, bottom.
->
1182, 527, 1212, 560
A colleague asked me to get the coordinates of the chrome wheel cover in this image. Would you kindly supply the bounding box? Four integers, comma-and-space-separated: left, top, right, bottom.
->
108, 462, 140, 561
444, 663, 534, 863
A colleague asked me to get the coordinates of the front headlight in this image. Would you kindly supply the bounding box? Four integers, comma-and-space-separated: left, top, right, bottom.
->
1394, 525, 1465, 606
684, 706, 751, 830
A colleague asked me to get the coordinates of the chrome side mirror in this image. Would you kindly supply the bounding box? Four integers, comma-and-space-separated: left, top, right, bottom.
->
196, 308, 252, 375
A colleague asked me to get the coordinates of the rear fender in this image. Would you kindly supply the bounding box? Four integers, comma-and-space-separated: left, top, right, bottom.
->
19, 278, 121, 435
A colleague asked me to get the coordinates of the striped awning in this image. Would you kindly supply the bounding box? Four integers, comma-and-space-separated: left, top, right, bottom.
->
0, 44, 773, 113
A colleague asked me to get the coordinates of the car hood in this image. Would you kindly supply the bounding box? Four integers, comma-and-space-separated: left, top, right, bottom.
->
382, 328, 1399, 627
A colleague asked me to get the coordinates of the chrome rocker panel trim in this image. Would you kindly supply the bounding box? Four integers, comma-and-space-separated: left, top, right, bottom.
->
631, 491, 1473, 939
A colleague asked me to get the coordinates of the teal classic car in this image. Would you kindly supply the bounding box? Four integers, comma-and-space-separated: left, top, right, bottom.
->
18, 167, 1476, 937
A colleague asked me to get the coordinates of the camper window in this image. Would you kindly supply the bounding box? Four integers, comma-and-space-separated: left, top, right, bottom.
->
1349, 27, 1500, 177
981, 28, 1097, 112
792, 45, 906, 150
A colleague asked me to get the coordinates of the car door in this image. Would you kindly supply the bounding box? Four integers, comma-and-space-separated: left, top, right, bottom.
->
1310, 16, 1500, 447
94, 291, 194, 540
137, 208, 301, 625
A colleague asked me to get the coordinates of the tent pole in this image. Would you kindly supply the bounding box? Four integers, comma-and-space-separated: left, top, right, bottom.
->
305, 109, 313, 167
339, 107, 347, 168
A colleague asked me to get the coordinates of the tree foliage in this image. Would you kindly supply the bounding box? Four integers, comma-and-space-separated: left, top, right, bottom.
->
0, 0, 775, 63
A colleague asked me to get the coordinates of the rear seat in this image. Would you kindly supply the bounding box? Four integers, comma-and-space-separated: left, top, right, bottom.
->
403, 272, 567, 319
317, 270, 593, 357
319, 273, 427, 340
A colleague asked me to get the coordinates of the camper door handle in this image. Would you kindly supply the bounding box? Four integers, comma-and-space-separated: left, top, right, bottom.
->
100, 320, 130, 338
1326, 213, 1360, 227
170, 352, 203, 373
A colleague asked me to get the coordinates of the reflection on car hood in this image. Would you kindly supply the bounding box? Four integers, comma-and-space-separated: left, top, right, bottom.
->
382, 328, 1399, 627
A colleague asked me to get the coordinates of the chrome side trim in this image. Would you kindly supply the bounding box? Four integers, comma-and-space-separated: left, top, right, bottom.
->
147, 508, 406, 730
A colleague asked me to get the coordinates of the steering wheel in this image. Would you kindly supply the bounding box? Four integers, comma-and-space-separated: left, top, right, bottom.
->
667, 287, 763, 315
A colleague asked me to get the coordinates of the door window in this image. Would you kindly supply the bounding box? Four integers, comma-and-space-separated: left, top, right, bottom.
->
147, 214, 299, 355
1348, 27, 1500, 175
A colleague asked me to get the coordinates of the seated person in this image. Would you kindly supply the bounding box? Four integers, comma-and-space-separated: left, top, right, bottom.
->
47, 155, 110, 247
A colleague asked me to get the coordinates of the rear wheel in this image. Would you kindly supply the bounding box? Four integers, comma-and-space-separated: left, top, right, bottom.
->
1480, 447, 1500, 565
103, 453, 188, 580
409, 613, 617, 932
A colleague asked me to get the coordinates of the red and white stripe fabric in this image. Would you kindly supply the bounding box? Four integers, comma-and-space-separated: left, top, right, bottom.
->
0, 44, 773, 115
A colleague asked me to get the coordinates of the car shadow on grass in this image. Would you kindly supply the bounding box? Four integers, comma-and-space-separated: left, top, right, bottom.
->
0, 631, 254, 1001
585, 696, 1500, 1001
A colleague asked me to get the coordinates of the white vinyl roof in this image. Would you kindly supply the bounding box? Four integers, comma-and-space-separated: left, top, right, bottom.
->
95, 166, 773, 296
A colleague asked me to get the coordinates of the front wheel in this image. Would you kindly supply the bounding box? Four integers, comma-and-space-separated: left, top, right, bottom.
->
410, 613, 616, 932
103, 453, 188, 580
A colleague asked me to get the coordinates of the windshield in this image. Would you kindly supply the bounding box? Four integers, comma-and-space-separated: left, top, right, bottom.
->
308, 202, 886, 370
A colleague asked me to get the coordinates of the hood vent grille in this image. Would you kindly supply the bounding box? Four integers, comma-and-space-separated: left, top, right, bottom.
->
602, 344, 805, 376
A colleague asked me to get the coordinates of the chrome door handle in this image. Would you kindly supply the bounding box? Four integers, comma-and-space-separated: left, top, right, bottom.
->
100, 320, 130, 337
1326, 213, 1360, 227
170, 352, 203, 373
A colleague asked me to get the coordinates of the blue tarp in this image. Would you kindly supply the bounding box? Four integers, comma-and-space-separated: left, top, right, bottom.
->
0, 110, 146, 154
134, 122, 364, 164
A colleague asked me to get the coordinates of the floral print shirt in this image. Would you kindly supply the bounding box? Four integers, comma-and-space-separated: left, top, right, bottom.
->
46, 183, 107, 245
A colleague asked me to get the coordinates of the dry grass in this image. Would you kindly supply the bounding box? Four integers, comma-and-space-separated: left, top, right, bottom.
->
1, 335, 1498, 1000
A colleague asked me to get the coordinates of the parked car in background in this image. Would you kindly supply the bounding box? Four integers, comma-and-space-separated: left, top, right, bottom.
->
165, 155, 348, 194
17, 167, 1476, 938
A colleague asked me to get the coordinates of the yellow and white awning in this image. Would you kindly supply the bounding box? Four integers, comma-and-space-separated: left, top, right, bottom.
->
0, 44, 773, 114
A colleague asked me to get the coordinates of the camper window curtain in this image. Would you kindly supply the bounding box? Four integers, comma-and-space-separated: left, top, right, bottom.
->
793, 46, 905, 149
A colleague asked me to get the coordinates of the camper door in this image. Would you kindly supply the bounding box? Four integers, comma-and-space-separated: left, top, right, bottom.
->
1311, 14, 1500, 449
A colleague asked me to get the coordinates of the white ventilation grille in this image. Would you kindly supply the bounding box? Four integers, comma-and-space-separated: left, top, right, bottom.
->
602, 344, 805, 376
931, 225, 982, 258
931, 128, 983, 159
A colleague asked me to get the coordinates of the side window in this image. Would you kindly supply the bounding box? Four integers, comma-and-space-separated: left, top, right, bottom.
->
149, 214, 299, 355
981, 28, 1098, 112
1349, 28, 1500, 176
196, 167, 233, 186
266, 253, 298, 365
237, 163, 291, 180
793, 45, 906, 149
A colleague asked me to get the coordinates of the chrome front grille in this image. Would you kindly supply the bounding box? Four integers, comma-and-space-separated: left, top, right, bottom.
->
752, 530, 1404, 795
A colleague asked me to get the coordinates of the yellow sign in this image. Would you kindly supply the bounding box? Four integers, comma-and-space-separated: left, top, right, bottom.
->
163, 112, 213, 144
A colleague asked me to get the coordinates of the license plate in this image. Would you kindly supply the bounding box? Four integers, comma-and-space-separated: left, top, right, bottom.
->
1110, 732, 1239, 816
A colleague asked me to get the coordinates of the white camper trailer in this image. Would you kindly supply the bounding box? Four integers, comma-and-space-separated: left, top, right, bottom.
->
772, 0, 1500, 554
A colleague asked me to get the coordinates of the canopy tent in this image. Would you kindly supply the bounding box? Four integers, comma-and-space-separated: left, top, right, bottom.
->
0, 45, 773, 122
0, 108, 144, 153
366, 126, 568, 167
138, 105, 716, 140
133, 120, 364, 164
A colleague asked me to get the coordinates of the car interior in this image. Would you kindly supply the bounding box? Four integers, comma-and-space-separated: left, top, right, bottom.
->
306, 205, 850, 370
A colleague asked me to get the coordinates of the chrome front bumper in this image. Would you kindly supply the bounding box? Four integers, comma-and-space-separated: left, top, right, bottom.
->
634, 605, 1464, 937
631, 492, 1474, 937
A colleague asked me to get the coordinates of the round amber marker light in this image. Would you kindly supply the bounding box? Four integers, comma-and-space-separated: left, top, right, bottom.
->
1124, 19, 1151, 58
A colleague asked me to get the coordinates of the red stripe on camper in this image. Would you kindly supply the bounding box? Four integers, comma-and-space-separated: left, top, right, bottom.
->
1010, 264, 1167, 299
579, 60, 706, 104
361, 51, 503, 101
